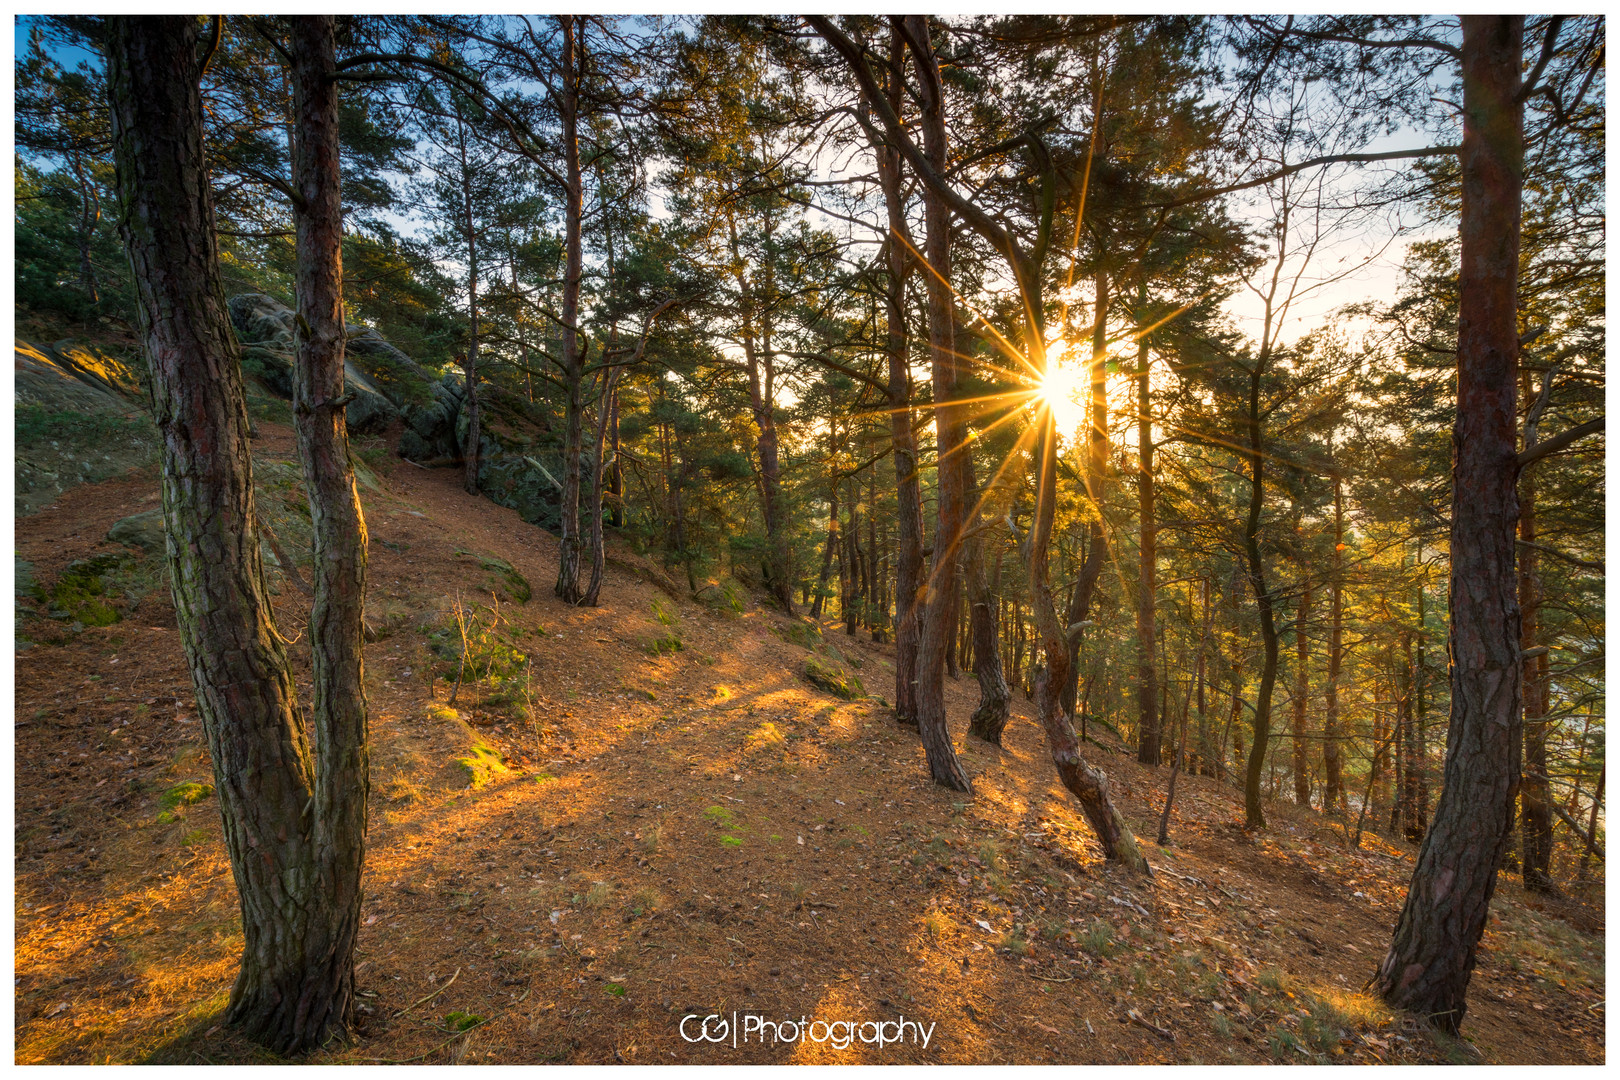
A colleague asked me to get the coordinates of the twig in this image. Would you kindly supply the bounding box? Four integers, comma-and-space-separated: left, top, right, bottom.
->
392, 967, 460, 1020
1127, 1008, 1175, 1041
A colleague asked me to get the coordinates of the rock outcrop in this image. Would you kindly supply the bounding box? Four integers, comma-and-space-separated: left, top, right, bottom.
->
227, 293, 404, 435
225, 293, 565, 528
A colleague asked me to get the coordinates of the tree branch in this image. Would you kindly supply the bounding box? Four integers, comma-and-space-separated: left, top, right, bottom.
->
1518, 416, 1603, 468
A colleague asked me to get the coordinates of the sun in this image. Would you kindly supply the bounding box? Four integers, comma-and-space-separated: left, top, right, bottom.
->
1036, 358, 1088, 437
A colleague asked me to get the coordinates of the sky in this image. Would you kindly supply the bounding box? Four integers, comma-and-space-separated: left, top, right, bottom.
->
14, 14, 1462, 370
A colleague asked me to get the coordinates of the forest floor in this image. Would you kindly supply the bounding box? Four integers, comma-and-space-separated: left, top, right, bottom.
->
13, 421, 1606, 1065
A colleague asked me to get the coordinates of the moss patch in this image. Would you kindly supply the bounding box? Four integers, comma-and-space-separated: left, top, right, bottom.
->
455, 549, 531, 604
160, 782, 214, 809
49, 554, 129, 627
803, 655, 863, 700
455, 741, 510, 790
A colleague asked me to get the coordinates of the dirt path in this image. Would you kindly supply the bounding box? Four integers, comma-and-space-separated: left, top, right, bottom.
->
13, 436, 1605, 1064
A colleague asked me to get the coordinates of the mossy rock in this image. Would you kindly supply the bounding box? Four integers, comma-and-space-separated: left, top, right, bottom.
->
456, 740, 510, 790
803, 656, 863, 700
107, 509, 166, 555
455, 549, 531, 603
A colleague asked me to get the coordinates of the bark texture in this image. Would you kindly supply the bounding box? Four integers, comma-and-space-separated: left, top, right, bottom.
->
1375, 16, 1524, 1033
1028, 393, 1149, 874
905, 14, 971, 790
555, 15, 589, 603
287, 13, 370, 1050
1292, 579, 1312, 806
108, 16, 354, 1054
965, 531, 1010, 743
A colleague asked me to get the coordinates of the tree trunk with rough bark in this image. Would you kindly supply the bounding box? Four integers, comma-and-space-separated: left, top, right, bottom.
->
905, 15, 972, 790
1242, 361, 1281, 830
1376, 16, 1525, 1033
287, 13, 369, 1050
555, 15, 588, 603
965, 529, 1010, 743
108, 16, 351, 1054
1062, 272, 1110, 719
1028, 383, 1149, 873
452, 107, 481, 496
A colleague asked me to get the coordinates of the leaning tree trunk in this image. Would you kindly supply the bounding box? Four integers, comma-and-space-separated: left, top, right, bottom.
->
1061, 271, 1111, 719
286, 12, 369, 1050
1375, 15, 1524, 1034
906, 15, 972, 790
108, 16, 338, 1055
1027, 371, 1150, 873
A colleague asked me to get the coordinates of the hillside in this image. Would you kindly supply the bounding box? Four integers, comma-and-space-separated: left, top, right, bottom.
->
13, 424, 1605, 1065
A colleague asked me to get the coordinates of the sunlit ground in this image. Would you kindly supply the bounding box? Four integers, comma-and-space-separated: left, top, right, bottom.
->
13, 437, 1604, 1065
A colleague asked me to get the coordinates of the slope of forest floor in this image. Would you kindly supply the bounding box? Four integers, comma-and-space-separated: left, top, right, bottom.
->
13, 422, 1606, 1065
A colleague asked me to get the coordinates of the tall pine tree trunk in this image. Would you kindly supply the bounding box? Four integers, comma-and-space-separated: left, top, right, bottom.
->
1134, 328, 1160, 764
1376, 16, 1524, 1033
907, 14, 971, 790
287, 13, 369, 1048
1027, 354, 1149, 873
452, 108, 481, 495
109, 16, 346, 1054
1242, 360, 1281, 830
1062, 272, 1110, 718
555, 15, 588, 603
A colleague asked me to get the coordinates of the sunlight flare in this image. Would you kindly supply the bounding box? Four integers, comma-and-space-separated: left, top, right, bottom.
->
1037, 357, 1088, 436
